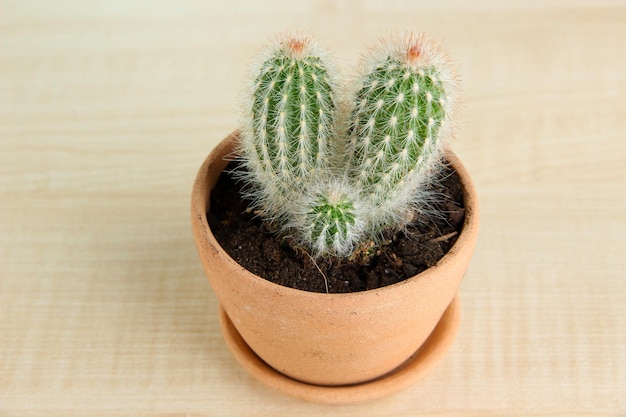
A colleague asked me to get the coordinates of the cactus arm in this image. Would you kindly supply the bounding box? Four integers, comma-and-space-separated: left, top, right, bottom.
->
346, 33, 459, 231
239, 33, 338, 220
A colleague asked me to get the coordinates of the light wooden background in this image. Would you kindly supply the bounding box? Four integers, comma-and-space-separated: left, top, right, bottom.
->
1, 1, 625, 416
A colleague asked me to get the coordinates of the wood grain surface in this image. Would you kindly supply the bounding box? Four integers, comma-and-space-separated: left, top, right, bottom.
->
1, 1, 625, 415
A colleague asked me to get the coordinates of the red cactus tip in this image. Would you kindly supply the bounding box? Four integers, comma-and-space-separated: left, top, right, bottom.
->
406, 43, 422, 67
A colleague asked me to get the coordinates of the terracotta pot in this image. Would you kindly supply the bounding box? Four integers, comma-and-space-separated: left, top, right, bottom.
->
191, 131, 479, 388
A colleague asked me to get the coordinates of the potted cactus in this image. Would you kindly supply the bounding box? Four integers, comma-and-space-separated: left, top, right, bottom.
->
191, 32, 479, 403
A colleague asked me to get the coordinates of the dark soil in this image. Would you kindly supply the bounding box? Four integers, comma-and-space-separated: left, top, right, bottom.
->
207, 161, 465, 293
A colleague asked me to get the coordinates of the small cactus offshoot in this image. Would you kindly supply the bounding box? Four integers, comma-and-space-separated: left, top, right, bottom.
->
293, 179, 366, 257
238, 32, 459, 257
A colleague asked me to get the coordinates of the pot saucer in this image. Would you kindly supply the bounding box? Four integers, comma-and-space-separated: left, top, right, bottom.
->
218, 295, 461, 404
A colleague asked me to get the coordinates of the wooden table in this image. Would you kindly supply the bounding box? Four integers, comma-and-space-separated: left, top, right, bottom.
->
1, 1, 624, 415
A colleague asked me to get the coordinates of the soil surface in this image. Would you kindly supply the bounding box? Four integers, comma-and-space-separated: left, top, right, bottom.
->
207, 161, 465, 293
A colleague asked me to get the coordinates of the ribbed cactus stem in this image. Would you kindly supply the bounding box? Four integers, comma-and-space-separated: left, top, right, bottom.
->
241, 33, 337, 219
346, 33, 458, 229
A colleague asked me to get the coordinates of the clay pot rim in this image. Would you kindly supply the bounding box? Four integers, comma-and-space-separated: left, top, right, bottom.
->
191, 131, 479, 300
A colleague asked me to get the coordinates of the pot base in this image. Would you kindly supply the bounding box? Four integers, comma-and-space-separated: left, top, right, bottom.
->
218, 295, 461, 404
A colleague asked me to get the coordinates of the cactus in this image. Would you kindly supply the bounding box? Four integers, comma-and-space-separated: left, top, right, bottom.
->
345, 33, 458, 231
238, 32, 458, 258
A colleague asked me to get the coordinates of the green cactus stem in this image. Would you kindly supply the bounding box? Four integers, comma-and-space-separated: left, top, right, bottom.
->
346, 33, 459, 230
239, 34, 338, 221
